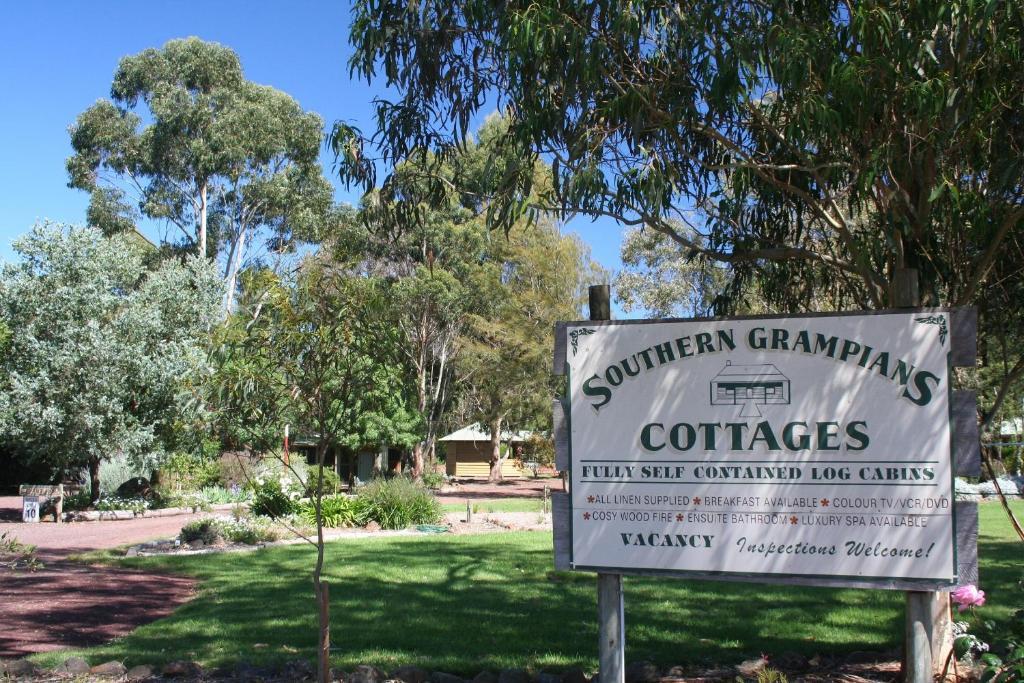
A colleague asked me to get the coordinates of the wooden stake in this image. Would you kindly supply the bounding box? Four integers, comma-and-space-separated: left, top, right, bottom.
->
319, 581, 330, 683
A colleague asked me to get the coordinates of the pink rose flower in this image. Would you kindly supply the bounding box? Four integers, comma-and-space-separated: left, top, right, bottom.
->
951, 584, 986, 611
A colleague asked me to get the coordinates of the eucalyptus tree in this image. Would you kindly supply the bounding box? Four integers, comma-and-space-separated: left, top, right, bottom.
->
338, 1, 1024, 498
338, 116, 559, 477
458, 221, 597, 481
341, 0, 1022, 308
616, 225, 734, 318
67, 37, 333, 310
0, 224, 221, 502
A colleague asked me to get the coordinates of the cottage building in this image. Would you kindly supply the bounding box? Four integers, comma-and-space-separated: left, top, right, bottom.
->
439, 424, 531, 478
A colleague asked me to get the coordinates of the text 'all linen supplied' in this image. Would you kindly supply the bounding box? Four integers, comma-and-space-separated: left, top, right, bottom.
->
565, 313, 957, 583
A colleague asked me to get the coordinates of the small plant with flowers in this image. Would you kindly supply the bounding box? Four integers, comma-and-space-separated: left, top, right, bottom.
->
946, 583, 1024, 682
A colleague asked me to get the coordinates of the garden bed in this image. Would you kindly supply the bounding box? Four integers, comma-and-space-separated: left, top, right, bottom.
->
64, 502, 244, 523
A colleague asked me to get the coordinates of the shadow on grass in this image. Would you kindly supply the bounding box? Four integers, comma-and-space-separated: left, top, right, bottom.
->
37, 533, 905, 674
34, 502, 1021, 675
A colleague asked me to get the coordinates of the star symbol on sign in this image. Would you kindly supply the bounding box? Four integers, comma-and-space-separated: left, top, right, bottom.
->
790, 515, 799, 525
587, 495, 595, 503
583, 512, 591, 520
820, 498, 830, 507
676, 513, 685, 522
693, 496, 701, 505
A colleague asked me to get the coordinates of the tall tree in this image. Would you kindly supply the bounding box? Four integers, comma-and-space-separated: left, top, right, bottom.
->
616, 225, 732, 318
458, 221, 596, 481
67, 37, 333, 310
337, 115, 555, 477
0, 224, 221, 502
340, 0, 1024, 446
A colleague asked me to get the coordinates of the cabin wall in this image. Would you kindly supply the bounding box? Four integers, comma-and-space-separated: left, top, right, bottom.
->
444, 442, 523, 478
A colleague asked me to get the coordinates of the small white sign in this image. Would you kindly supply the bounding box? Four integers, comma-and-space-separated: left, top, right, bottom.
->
566, 311, 956, 585
22, 496, 40, 523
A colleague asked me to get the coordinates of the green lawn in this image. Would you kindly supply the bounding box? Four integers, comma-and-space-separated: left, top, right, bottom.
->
35, 501, 1022, 675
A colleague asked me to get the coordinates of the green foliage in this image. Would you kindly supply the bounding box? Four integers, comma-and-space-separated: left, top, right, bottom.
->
306, 467, 343, 497
63, 490, 92, 512
345, 0, 1024, 306
420, 470, 445, 490
343, 0, 1024, 429
217, 517, 280, 545
755, 668, 788, 683
354, 477, 442, 529
250, 478, 298, 518
210, 261, 416, 460
0, 224, 221, 490
521, 434, 555, 469
299, 495, 362, 529
456, 218, 594, 475
160, 452, 223, 492
67, 37, 334, 308
180, 516, 279, 546
616, 225, 740, 318
180, 518, 222, 545
99, 454, 152, 496
0, 532, 42, 572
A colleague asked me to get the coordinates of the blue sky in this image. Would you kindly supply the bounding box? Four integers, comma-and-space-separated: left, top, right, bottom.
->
0, 2, 627, 301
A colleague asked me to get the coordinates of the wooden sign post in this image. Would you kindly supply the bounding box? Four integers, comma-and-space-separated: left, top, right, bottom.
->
552, 288, 978, 682
588, 285, 624, 683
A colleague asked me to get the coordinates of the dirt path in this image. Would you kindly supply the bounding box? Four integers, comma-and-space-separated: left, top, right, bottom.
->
0, 496, 211, 658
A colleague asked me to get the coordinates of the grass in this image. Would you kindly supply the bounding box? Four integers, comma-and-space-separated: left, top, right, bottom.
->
31, 501, 1022, 676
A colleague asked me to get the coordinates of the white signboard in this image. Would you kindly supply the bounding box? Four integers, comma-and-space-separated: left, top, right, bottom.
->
566, 311, 956, 585
22, 496, 40, 523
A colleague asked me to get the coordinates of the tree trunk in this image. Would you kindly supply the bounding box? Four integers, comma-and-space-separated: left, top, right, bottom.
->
411, 443, 424, 479
223, 226, 248, 313
488, 417, 503, 482
198, 181, 208, 258
88, 455, 101, 505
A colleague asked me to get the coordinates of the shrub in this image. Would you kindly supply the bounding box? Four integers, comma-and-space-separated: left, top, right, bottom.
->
99, 453, 151, 496
95, 496, 151, 514
305, 467, 343, 496
161, 452, 221, 491
198, 485, 250, 505
299, 495, 359, 528
218, 516, 280, 544
251, 478, 297, 518
180, 518, 222, 545
179, 516, 280, 546
420, 470, 445, 490
216, 451, 260, 488
355, 477, 442, 530
63, 489, 91, 511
